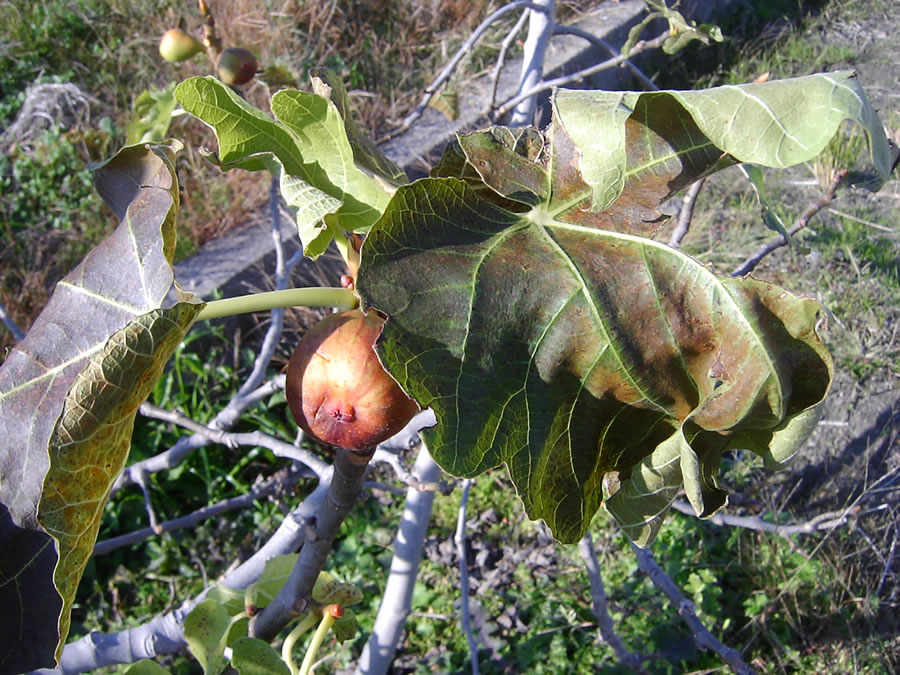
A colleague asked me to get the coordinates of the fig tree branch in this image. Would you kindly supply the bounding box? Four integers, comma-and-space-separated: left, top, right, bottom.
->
378, 1, 548, 143
55, 482, 330, 672
668, 178, 706, 249
455, 478, 481, 675
578, 532, 648, 673
94, 465, 305, 556
0, 300, 25, 341
551, 24, 657, 91
630, 542, 756, 675
357, 444, 443, 674
489, 8, 530, 113
250, 448, 372, 642
138, 401, 331, 477
669, 499, 862, 540
494, 30, 670, 119
731, 169, 847, 278
114, 375, 286, 494
509, 0, 555, 127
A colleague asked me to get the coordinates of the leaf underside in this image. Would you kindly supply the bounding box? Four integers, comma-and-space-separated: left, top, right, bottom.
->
0, 142, 202, 670
355, 73, 885, 546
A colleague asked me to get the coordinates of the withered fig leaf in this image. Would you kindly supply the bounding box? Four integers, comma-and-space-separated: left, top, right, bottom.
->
354, 73, 886, 547
0, 141, 203, 670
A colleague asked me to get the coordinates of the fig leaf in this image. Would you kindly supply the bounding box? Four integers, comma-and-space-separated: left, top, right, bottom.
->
356, 72, 889, 546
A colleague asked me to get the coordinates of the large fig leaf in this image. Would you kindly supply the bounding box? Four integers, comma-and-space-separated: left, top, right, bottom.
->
174, 76, 391, 257
355, 73, 879, 547
0, 142, 203, 671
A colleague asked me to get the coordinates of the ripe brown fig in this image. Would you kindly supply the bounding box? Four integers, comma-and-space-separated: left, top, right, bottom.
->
286, 310, 419, 451
159, 28, 204, 62
216, 47, 258, 86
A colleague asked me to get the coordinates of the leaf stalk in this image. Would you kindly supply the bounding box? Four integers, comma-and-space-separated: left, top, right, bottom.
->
196, 287, 357, 321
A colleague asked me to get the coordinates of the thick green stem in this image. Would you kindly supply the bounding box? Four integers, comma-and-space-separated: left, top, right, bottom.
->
282, 612, 319, 675
195, 288, 357, 321
298, 611, 337, 675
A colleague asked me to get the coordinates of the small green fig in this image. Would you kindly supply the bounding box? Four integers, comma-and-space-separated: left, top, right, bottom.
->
286, 310, 419, 451
216, 47, 258, 86
159, 28, 204, 62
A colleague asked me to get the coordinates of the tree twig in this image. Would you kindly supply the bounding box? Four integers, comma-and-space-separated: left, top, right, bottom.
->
489, 8, 531, 113
93, 466, 304, 556
493, 31, 670, 120
668, 178, 706, 248
138, 401, 330, 478
356, 444, 443, 674
378, 1, 548, 144
455, 479, 480, 675
551, 24, 657, 91
669, 499, 861, 540
731, 169, 847, 277
630, 542, 756, 675
578, 532, 648, 673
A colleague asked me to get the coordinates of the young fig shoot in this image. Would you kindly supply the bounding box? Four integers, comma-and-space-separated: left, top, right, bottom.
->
286, 310, 419, 451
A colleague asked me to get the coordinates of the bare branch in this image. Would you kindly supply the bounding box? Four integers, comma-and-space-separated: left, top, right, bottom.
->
509, 0, 555, 127
489, 9, 531, 112
577, 532, 648, 673
630, 542, 756, 675
357, 444, 443, 674
54, 482, 330, 672
668, 178, 706, 249
378, 1, 548, 143
138, 402, 330, 478
455, 479, 481, 675
494, 31, 670, 120
114, 375, 287, 494
669, 499, 861, 540
94, 466, 305, 556
551, 25, 657, 91
731, 169, 847, 278
249, 448, 373, 642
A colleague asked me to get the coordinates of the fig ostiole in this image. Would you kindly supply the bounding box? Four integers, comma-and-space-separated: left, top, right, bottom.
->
216, 47, 258, 86
286, 309, 419, 452
159, 28, 204, 62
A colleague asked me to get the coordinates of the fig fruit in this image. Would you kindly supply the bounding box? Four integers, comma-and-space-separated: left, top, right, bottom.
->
216, 47, 258, 86
159, 28, 204, 62
286, 310, 419, 451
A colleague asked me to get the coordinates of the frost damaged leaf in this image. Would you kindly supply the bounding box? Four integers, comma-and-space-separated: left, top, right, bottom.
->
0, 141, 202, 671
553, 71, 892, 219
358, 116, 836, 546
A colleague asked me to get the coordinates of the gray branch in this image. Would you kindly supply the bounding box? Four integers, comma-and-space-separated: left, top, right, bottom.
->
630, 542, 756, 675
509, 0, 555, 126
578, 532, 647, 672
454, 479, 480, 675
356, 444, 442, 674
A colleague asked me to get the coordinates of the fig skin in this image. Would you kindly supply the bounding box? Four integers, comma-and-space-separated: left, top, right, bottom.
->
159, 29, 204, 62
216, 47, 258, 86
286, 310, 419, 452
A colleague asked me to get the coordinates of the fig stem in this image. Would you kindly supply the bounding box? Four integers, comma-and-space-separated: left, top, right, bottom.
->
298, 609, 339, 675
196, 287, 357, 321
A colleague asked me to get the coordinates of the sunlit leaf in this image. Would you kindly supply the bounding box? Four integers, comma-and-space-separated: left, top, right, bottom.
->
0, 141, 202, 670
184, 598, 232, 675
231, 637, 291, 675
356, 73, 875, 546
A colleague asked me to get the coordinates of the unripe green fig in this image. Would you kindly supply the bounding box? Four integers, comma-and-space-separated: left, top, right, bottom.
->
159, 28, 204, 62
286, 310, 419, 452
216, 47, 258, 86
